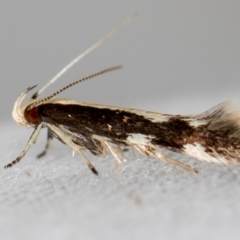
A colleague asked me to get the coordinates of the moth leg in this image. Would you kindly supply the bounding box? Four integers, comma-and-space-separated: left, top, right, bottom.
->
129, 145, 136, 158
37, 130, 53, 158
91, 135, 108, 156
77, 150, 98, 175
104, 141, 122, 164
43, 123, 99, 175
5, 123, 43, 168
72, 150, 75, 158
134, 145, 150, 157
108, 144, 126, 160
100, 141, 108, 156
137, 145, 198, 173
116, 145, 126, 162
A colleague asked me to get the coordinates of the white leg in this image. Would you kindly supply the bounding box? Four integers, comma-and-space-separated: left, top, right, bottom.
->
44, 123, 99, 175
37, 130, 53, 158
78, 150, 98, 175
104, 141, 122, 164
134, 145, 149, 157
116, 145, 126, 162
129, 145, 136, 158
136, 145, 198, 173
5, 123, 43, 168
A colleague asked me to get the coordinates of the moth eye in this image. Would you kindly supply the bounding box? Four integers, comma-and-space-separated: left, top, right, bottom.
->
25, 107, 40, 124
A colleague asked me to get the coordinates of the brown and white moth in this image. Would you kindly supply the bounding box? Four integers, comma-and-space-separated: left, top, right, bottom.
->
6, 14, 240, 175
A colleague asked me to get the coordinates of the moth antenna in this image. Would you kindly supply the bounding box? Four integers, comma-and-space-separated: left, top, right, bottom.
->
27, 66, 122, 110
31, 12, 138, 99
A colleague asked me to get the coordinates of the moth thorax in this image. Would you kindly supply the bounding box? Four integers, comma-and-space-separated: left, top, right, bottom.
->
24, 107, 40, 124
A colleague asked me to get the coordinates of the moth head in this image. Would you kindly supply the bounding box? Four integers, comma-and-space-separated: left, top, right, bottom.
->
12, 66, 122, 128
12, 85, 40, 128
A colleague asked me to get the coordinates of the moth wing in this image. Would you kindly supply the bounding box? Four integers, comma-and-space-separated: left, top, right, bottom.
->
197, 101, 238, 120
195, 101, 240, 137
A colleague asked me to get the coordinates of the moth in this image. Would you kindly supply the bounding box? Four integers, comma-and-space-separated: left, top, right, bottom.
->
6, 14, 240, 175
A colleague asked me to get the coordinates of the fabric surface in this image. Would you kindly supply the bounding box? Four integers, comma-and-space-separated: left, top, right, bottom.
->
1, 123, 240, 240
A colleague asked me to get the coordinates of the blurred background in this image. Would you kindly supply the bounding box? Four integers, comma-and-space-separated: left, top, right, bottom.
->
0, 1, 240, 240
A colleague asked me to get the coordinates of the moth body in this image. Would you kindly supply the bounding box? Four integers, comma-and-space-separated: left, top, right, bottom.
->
7, 82, 240, 174
7, 14, 240, 174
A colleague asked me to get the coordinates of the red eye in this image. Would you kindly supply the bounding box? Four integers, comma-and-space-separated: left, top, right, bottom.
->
25, 107, 40, 124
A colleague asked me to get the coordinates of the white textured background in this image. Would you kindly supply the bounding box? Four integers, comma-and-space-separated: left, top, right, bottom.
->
1, 1, 240, 240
